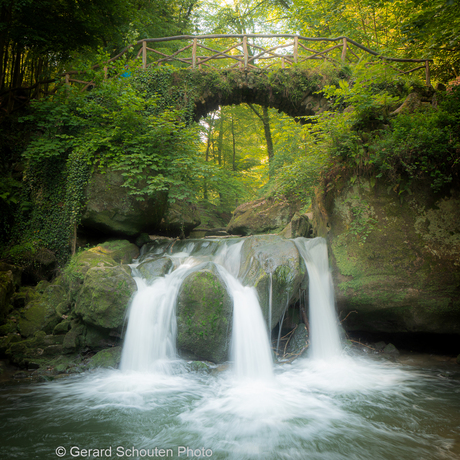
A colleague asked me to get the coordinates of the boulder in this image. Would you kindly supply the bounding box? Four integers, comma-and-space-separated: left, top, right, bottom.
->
238, 235, 306, 332
227, 196, 298, 235
280, 212, 313, 239
75, 265, 137, 330
85, 346, 122, 369
176, 265, 233, 363
63, 249, 118, 303
81, 168, 168, 237
97, 240, 139, 263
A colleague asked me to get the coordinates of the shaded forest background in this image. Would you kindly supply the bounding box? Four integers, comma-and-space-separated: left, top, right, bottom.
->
1, 0, 459, 267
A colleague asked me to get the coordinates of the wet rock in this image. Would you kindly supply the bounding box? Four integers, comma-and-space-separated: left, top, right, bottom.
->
176, 265, 232, 363
227, 196, 298, 235
280, 213, 313, 239
84, 346, 122, 369
285, 323, 309, 358
239, 235, 306, 332
75, 265, 137, 330
374, 341, 386, 352
137, 257, 173, 283
383, 343, 400, 355
185, 361, 213, 373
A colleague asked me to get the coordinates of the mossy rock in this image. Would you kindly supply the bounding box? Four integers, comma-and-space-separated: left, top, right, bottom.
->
94, 240, 139, 263
238, 235, 307, 332
75, 265, 136, 330
81, 167, 168, 237
17, 283, 64, 338
84, 346, 122, 370
318, 179, 460, 335
176, 265, 233, 363
137, 256, 173, 283
63, 321, 86, 353
84, 325, 119, 349
227, 196, 299, 236
53, 320, 71, 335
63, 250, 118, 302
5, 332, 67, 366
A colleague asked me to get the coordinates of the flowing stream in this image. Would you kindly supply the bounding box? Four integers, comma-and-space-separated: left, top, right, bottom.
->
1, 237, 460, 459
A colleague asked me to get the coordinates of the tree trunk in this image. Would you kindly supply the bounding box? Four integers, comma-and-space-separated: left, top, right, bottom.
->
248, 104, 274, 177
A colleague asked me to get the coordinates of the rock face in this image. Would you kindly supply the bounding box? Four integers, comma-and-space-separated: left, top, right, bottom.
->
227, 197, 299, 235
239, 235, 306, 331
176, 265, 233, 363
316, 180, 460, 335
81, 168, 168, 237
158, 199, 201, 237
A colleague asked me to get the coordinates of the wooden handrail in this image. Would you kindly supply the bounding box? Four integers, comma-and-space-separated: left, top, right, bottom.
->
1, 33, 434, 107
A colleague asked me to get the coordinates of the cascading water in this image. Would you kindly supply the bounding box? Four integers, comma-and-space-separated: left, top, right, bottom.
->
120, 239, 273, 379
3, 236, 460, 460
294, 237, 342, 360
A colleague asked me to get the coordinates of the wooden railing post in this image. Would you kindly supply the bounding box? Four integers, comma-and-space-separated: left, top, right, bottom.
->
294, 36, 298, 64
103, 66, 107, 79
425, 60, 431, 86
282, 57, 285, 69
243, 36, 248, 69
192, 38, 197, 69
341, 37, 347, 63
65, 73, 70, 96
142, 40, 147, 69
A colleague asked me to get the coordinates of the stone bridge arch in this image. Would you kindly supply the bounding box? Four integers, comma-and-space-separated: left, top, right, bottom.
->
189, 69, 330, 122
142, 68, 332, 123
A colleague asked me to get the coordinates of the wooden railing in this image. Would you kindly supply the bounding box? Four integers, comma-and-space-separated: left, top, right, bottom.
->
72, 34, 431, 85
2, 34, 434, 112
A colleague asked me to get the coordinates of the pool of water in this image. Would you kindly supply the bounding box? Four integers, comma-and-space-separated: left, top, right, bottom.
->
1, 352, 459, 460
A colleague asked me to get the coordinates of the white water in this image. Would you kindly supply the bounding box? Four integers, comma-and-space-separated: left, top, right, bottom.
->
4, 237, 459, 459
120, 239, 273, 379
295, 237, 343, 360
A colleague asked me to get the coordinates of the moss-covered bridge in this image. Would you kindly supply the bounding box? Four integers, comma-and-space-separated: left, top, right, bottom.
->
63, 34, 432, 122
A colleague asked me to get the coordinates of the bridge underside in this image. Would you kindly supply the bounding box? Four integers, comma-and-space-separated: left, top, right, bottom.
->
146, 69, 332, 123
191, 70, 330, 122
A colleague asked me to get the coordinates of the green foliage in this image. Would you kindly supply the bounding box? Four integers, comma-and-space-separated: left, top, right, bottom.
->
322, 60, 404, 127
370, 89, 460, 192
343, 196, 378, 245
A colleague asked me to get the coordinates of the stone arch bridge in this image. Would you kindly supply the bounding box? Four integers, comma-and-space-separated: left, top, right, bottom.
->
63, 34, 432, 122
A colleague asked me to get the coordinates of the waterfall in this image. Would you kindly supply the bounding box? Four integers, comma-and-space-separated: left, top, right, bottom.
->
294, 237, 342, 360
120, 239, 273, 379
119, 262, 194, 373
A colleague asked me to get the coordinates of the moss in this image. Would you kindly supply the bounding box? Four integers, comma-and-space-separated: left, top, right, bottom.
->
176, 267, 232, 363
75, 265, 136, 330
84, 346, 122, 369
324, 179, 460, 334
